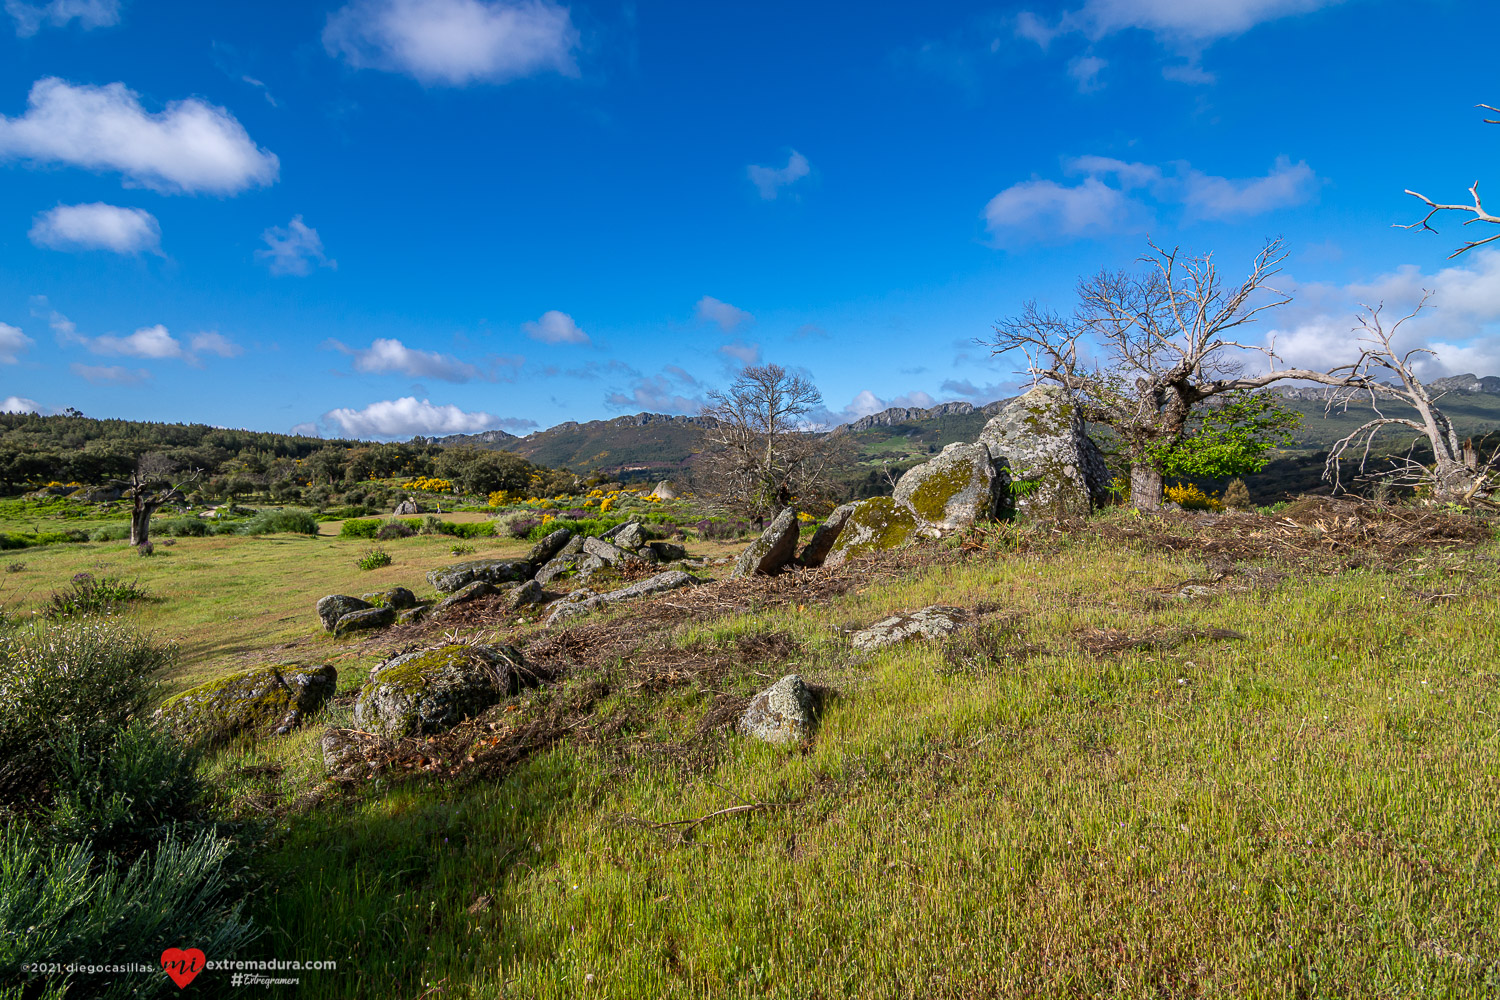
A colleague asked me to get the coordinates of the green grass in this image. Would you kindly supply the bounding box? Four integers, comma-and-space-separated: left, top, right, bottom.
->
211, 523, 1500, 998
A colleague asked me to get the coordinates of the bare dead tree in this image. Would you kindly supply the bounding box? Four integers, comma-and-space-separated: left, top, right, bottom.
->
1320, 295, 1497, 503
698, 364, 850, 520
1399, 104, 1500, 258
117, 454, 201, 553
990, 238, 1361, 511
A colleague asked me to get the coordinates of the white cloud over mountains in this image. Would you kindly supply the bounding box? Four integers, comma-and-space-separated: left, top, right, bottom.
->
324, 0, 580, 86
747, 150, 810, 200
0, 78, 279, 194
522, 309, 589, 345
983, 155, 1317, 243
257, 216, 335, 276
5, 0, 120, 37
323, 396, 518, 437
30, 203, 161, 254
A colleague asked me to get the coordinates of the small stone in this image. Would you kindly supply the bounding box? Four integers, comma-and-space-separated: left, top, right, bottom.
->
850, 605, 970, 651
739, 674, 817, 744
525, 528, 573, 566
317, 594, 372, 631
435, 580, 497, 612
383, 587, 418, 610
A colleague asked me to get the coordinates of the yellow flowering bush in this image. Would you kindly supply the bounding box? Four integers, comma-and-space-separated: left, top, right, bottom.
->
796, 512, 815, 522
487, 490, 511, 507
407, 476, 453, 493
599, 498, 615, 513
1164, 482, 1223, 511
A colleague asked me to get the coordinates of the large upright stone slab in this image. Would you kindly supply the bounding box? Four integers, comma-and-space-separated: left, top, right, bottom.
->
730, 507, 800, 578
823, 497, 921, 570
977, 385, 1111, 518
893, 441, 1003, 530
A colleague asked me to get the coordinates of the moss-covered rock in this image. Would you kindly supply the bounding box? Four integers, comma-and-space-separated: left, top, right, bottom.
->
316, 594, 372, 631
353, 643, 527, 738
156, 663, 337, 742
893, 442, 1002, 530
738, 674, 817, 744
525, 528, 573, 565
730, 507, 800, 578
977, 385, 1111, 519
824, 498, 921, 569
427, 559, 533, 594
434, 580, 497, 612
334, 605, 396, 636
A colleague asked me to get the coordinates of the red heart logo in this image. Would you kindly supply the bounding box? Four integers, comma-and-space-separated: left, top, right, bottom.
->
160, 948, 206, 989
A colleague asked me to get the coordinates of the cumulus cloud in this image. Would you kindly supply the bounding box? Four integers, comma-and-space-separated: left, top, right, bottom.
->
1067, 54, 1106, 92
5, 0, 120, 37
257, 216, 334, 276
747, 150, 810, 200
29, 202, 161, 254
0, 322, 33, 364
604, 367, 704, 414
324, 0, 580, 86
323, 396, 507, 438
71, 362, 148, 385
694, 295, 752, 332
190, 331, 241, 358
45, 310, 239, 364
90, 323, 182, 359
326, 337, 485, 382
835, 388, 938, 423
1264, 250, 1500, 380
522, 309, 589, 345
1016, 0, 1346, 49
1, 395, 42, 413
983, 155, 1317, 243
289, 421, 321, 437
718, 340, 760, 366
0, 78, 279, 194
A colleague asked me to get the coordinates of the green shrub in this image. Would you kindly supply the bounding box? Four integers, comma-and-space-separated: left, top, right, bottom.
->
451, 521, 496, 539
88, 525, 130, 542
0, 620, 173, 808
44, 574, 151, 620
375, 521, 416, 540
44, 720, 204, 862
356, 547, 391, 571
0, 534, 26, 550
0, 825, 257, 998
450, 543, 476, 556
158, 516, 211, 538
339, 518, 381, 539
234, 509, 320, 536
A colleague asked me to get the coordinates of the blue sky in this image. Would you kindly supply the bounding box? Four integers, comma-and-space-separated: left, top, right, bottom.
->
1, 0, 1498, 439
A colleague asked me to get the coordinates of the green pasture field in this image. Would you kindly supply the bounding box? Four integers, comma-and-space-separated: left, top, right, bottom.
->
175, 513, 1500, 999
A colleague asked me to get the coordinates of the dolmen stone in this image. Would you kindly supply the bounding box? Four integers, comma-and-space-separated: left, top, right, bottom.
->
824, 498, 922, 569
354, 643, 529, 738
156, 663, 337, 741
851, 605, 971, 652
976, 385, 1111, 518
427, 559, 532, 594
738, 674, 817, 744
525, 527, 573, 566
730, 507, 800, 578
798, 502, 857, 568
434, 580, 497, 612
893, 442, 1003, 530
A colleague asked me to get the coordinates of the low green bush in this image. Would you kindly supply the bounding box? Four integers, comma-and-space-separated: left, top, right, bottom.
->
450, 521, 496, 539
158, 516, 211, 537
375, 521, 416, 540
43, 574, 151, 620
339, 518, 382, 539
356, 546, 392, 571
88, 525, 130, 542
234, 509, 320, 536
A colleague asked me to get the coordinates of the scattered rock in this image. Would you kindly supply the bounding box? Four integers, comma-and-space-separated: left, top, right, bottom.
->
398, 606, 429, 625
536, 555, 579, 585
648, 540, 687, 562
317, 594, 372, 632
1176, 585, 1215, 600
427, 559, 532, 594
730, 507, 801, 578
738, 674, 817, 744
353, 643, 529, 738
394, 498, 420, 515
574, 553, 608, 580
546, 570, 699, 624
335, 605, 397, 636
156, 664, 337, 742
851, 605, 971, 651
977, 385, 1111, 519
824, 498, 922, 570
798, 503, 857, 568
382, 587, 418, 610
609, 521, 647, 551
650, 480, 677, 500
508, 579, 543, 608
582, 536, 631, 565
435, 580, 497, 612
525, 527, 573, 565
894, 442, 1003, 530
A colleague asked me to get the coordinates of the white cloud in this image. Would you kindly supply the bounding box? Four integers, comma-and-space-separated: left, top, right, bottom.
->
940, 378, 1012, 402
90, 323, 182, 359
839, 389, 938, 423
604, 371, 704, 415
189, 331, 241, 358
1075, 0, 1346, 44
29, 202, 161, 254
324, 0, 580, 86
0, 78, 279, 194
71, 362, 148, 385
331, 337, 483, 381
323, 396, 504, 438
289, 421, 321, 437
256, 216, 334, 276
694, 295, 752, 332
521, 309, 589, 345
718, 340, 761, 366
1067, 54, 1106, 92
0, 395, 42, 413
0, 322, 33, 364
747, 150, 810, 200
984, 156, 1317, 244
5, 0, 119, 37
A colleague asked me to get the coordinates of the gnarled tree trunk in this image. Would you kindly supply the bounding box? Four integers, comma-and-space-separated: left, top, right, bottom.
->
1130, 464, 1164, 511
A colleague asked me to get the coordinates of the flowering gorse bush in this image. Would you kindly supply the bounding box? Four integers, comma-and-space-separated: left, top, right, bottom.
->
1164, 482, 1223, 511
406, 476, 453, 493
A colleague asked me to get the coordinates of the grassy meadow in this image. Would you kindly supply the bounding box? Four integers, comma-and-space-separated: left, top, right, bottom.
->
5, 495, 1499, 998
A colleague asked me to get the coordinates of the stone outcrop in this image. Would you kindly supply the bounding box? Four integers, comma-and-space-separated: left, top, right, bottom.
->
851, 605, 971, 652
650, 480, 678, 500
317, 594, 372, 631
335, 605, 397, 636
427, 559, 532, 594
823, 498, 922, 569
525, 528, 573, 566
797, 503, 857, 568
738, 674, 817, 744
353, 643, 528, 738
434, 580, 496, 612
156, 663, 337, 741
394, 499, 420, 515
546, 570, 698, 624
893, 442, 1003, 530
730, 507, 801, 578
976, 386, 1110, 518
